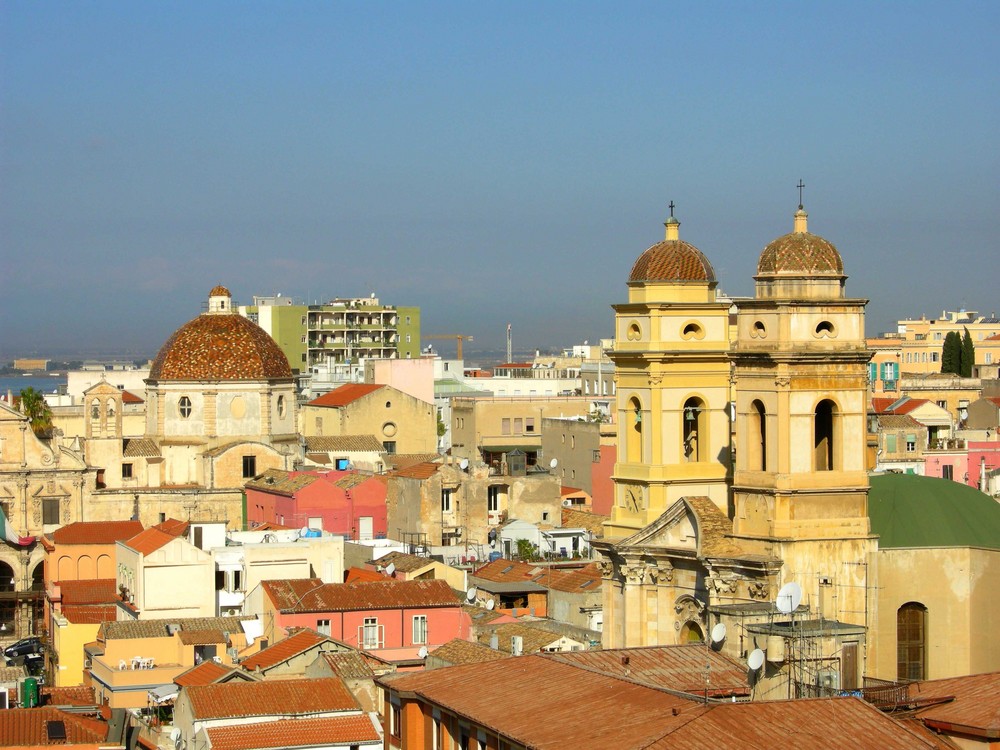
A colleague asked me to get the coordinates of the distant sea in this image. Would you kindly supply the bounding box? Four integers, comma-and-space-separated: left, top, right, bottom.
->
0, 374, 67, 398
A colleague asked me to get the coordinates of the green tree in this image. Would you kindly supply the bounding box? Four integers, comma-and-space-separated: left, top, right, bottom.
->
436, 410, 447, 438
515, 538, 536, 561
16, 387, 53, 436
961, 327, 975, 377
941, 331, 961, 374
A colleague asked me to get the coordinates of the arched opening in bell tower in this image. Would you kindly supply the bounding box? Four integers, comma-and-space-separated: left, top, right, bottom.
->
627, 397, 643, 463
682, 397, 707, 462
814, 399, 838, 471
748, 399, 767, 470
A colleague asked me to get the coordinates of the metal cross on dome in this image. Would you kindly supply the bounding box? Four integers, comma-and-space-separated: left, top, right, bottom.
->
668, 200, 675, 217
797, 180, 805, 209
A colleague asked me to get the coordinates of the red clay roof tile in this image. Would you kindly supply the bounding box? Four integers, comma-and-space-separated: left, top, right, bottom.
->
307, 383, 384, 408
124, 527, 176, 555
174, 660, 233, 687
204, 714, 380, 750
264, 578, 459, 613
52, 520, 144, 545
240, 629, 331, 671
0, 707, 108, 745
59, 579, 118, 605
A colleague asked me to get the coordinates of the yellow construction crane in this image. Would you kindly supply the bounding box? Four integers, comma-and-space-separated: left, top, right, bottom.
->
425, 334, 474, 360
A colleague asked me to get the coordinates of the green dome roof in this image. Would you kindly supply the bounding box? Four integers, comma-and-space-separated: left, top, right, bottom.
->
868, 473, 1000, 550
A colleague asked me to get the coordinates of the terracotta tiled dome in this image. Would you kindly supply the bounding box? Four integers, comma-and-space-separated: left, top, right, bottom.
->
757, 209, 843, 276
629, 218, 716, 283
209, 285, 232, 297
149, 294, 292, 381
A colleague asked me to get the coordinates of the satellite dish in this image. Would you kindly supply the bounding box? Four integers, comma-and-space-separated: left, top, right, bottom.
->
710, 622, 727, 644
747, 648, 765, 671
466, 587, 476, 602
776, 582, 802, 614
384, 563, 396, 577
486, 598, 495, 610
549, 458, 558, 469
299, 526, 310, 537
417, 645, 428, 659
459, 458, 469, 470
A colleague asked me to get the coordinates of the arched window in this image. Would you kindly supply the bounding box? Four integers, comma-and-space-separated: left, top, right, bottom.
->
814, 399, 837, 471
90, 399, 100, 420
107, 399, 116, 418
897, 602, 927, 681
178, 396, 192, 419
683, 397, 707, 462
748, 400, 767, 471
679, 621, 704, 643
626, 397, 642, 463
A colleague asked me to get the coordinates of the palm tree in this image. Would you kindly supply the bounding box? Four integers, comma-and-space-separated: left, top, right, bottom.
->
16, 387, 53, 437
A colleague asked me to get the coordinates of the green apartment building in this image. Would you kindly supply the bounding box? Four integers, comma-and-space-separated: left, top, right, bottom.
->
240, 296, 421, 373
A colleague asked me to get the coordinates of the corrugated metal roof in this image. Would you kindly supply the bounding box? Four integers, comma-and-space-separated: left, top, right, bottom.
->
185, 676, 359, 720
381, 654, 706, 749
264, 578, 460, 613
645, 696, 944, 749
546, 645, 748, 696
911, 670, 1000, 736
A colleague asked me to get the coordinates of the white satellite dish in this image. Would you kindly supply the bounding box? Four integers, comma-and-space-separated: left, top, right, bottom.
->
459, 458, 469, 470
747, 648, 765, 671
384, 563, 396, 577
710, 622, 727, 644
549, 458, 558, 469
466, 586, 476, 602
299, 526, 310, 537
486, 598, 495, 610
776, 582, 802, 614
417, 645, 428, 659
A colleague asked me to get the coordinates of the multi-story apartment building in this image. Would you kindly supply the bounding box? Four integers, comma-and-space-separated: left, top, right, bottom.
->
869, 309, 1000, 375
239, 295, 421, 373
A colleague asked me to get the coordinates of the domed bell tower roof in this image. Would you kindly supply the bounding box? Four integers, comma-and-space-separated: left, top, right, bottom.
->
628, 205, 717, 285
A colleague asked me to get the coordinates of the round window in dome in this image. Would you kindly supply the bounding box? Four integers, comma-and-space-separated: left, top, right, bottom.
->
814, 320, 836, 338
178, 396, 192, 419
681, 321, 705, 341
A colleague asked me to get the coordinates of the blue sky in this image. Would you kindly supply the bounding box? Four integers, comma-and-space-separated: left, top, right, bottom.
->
2, 2, 997, 357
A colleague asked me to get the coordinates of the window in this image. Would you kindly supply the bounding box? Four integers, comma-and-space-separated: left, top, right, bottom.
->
390, 702, 401, 739
906, 434, 917, 452
592, 449, 601, 462
91, 399, 100, 419
362, 617, 380, 649
987, 353, 994, 364
412, 615, 428, 644
868, 362, 877, 382
487, 486, 500, 512
936, 400, 947, 409
897, 603, 927, 681
242, 455, 257, 478
814, 399, 836, 471
931, 352, 939, 363
121, 463, 133, 479
885, 434, 897, 453
942, 464, 954, 480
441, 488, 453, 513
43, 497, 59, 525
501, 418, 511, 435
277, 395, 286, 418
178, 396, 192, 418
301, 353, 307, 362
683, 397, 706, 462
215, 571, 225, 590
317, 619, 331, 636
383, 441, 396, 454
748, 400, 767, 471
525, 417, 535, 433
514, 418, 523, 434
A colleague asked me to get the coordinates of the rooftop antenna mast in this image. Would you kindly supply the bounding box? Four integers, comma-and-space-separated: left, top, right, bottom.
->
506, 323, 512, 364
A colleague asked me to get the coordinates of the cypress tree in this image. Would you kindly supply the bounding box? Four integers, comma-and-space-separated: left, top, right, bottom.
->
941, 331, 961, 374
961, 327, 975, 377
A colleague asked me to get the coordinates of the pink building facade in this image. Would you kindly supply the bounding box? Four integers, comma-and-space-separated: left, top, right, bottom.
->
263, 579, 470, 664
246, 469, 387, 540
